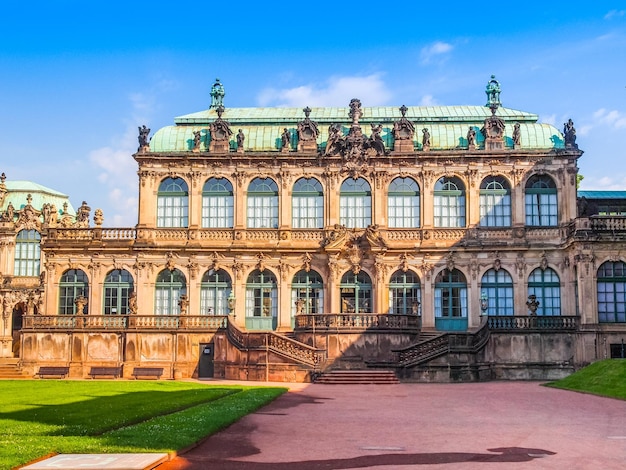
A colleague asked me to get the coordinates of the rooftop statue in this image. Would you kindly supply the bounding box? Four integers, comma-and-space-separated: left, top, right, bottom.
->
138, 125, 150, 150
324, 124, 345, 156
210, 78, 225, 109
564, 119, 577, 148
368, 124, 388, 156
485, 75, 501, 109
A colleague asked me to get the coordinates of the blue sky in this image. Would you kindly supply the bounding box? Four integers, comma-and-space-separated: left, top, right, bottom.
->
1, 3, 625, 226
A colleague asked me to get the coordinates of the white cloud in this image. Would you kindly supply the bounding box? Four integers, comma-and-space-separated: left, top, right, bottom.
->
419, 94, 438, 106
420, 41, 453, 64
593, 108, 626, 129
257, 74, 392, 107
604, 10, 625, 20
540, 114, 557, 126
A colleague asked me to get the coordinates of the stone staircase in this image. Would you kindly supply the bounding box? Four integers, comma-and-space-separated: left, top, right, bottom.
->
314, 369, 400, 384
0, 359, 29, 379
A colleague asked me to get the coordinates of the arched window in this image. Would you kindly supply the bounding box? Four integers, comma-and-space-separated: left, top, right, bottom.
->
245, 269, 278, 330
157, 177, 189, 227
155, 269, 187, 315
388, 177, 420, 228
292, 178, 323, 228
597, 261, 626, 323
388, 270, 421, 315
434, 177, 466, 228
479, 176, 511, 227
528, 268, 561, 316
202, 178, 233, 228
291, 270, 324, 316
14, 229, 40, 276
59, 269, 89, 315
434, 268, 467, 330
103, 269, 134, 314
340, 271, 372, 313
247, 178, 279, 228
480, 269, 514, 316
200, 269, 232, 315
525, 175, 558, 226
340, 178, 372, 228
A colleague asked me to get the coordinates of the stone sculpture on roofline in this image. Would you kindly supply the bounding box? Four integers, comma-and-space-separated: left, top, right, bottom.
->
481, 75, 506, 151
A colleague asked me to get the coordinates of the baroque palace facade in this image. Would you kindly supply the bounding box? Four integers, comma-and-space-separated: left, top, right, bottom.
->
0, 77, 624, 382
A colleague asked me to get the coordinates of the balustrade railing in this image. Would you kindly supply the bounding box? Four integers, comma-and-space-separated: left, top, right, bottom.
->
294, 313, 420, 331
22, 315, 229, 330
487, 315, 579, 330
589, 216, 626, 232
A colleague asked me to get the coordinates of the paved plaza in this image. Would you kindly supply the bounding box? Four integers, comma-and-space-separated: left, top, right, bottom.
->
154, 381, 626, 469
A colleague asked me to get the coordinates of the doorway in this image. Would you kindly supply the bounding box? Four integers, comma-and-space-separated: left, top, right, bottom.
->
198, 343, 214, 378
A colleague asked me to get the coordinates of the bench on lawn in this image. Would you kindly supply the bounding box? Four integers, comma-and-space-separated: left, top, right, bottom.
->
132, 367, 164, 379
89, 366, 122, 379
37, 366, 70, 379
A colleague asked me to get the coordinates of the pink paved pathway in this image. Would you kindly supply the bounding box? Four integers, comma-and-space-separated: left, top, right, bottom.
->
156, 382, 626, 469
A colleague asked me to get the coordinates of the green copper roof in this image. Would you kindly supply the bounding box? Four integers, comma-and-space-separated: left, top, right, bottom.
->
174, 105, 538, 124
578, 191, 626, 200
2, 181, 75, 215
149, 105, 563, 153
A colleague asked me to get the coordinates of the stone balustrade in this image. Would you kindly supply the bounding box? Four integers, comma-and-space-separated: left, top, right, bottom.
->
21, 314, 229, 330
294, 313, 420, 331
487, 315, 579, 330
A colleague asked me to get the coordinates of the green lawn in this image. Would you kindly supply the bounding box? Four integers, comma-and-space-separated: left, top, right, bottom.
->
545, 359, 626, 400
0, 380, 287, 470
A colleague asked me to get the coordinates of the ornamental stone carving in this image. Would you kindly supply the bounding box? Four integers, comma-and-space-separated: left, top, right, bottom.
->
297, 107, 319, 153
209, 105, 232, 153
14, 195, 41, 231
392, 105, 415, 152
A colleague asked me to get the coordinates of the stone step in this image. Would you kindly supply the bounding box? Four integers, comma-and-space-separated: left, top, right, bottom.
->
315, 370, 399, 385
0, 364, 29, 379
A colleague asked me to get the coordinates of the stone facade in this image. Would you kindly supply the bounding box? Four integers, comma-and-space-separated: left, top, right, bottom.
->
2, 77, 626, 382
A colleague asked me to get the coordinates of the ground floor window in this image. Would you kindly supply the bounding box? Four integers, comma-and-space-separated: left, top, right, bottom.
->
597, 261, 626, 323
340, 271, 372, 313
200, 269, 231, 315
291, 270, 324, 316
388, 270, 421, 315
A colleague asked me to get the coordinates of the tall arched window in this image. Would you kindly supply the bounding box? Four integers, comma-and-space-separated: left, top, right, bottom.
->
59, 269, 89, 315
434, 268, 468, 330
292, 178, 323, 228
291, 270, 324, 316
14, 229, 40, 276
157, 177, 189, 227
200, 269, 232, 315
434, 177, 466, 228
525, 175, 558, 226
202, 178, 233, 228
340, 271, 372, 313
340, 178, 372, 228
597, 261, 626, 323
155, 269, 187, 315
480, 269, 514, 316
245, 269, 278, 330
103, 269, 134, 314
528, 268, 561, 316
388, 270, 421, 315
388, 177, 420, 228
247, 178, 279, 228
479, 176, 511, 227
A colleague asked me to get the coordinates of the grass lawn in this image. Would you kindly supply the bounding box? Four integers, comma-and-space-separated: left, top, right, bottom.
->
0, 380, 287, 470
545, 359, 626, 400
